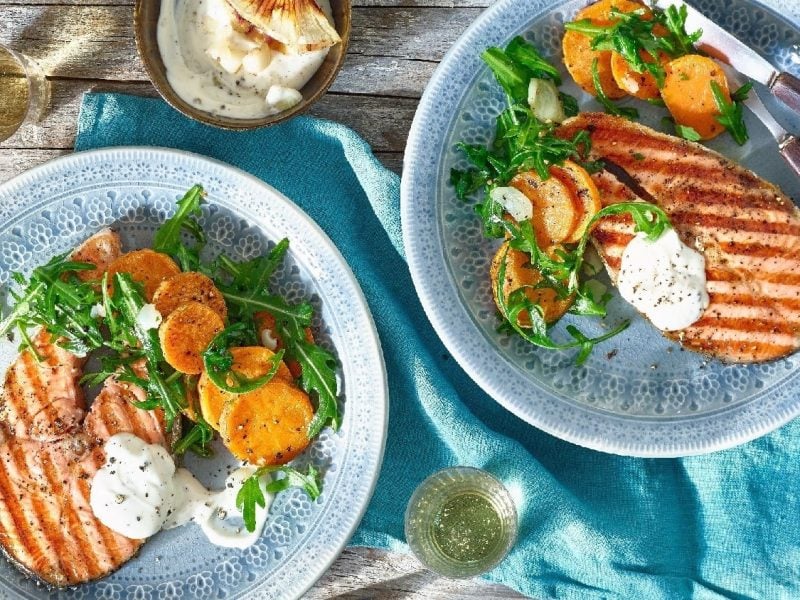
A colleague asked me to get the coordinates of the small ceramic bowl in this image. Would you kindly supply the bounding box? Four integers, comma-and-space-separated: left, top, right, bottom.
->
134, 0, 351, 129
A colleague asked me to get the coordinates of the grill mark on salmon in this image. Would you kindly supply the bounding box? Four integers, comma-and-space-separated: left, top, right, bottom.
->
559, 113, 800, 363
668, 211, 800, 237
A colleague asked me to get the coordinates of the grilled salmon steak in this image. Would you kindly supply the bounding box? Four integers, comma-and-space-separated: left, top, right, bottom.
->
557, 113, 800, 363
0, 228, 172, 586
0, 374, 170, 586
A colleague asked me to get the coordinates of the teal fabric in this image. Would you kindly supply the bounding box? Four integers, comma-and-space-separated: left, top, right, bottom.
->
76, 93, 800, 600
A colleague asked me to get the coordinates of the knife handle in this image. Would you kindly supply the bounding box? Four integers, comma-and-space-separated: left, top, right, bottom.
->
780, 136, 800, 179
772, 72, 800, 114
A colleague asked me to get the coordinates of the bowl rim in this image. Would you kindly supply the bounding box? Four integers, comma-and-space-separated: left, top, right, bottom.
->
133, 0, 351, 130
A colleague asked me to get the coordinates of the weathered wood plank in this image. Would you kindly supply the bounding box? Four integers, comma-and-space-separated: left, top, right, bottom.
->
0, 148, 69, 183
307, 547, 526, 599
333, 55, 437, 98
0, 80, 416, 153
0, 6, 476, 82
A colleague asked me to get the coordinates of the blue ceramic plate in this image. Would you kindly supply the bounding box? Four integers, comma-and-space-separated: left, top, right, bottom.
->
402, 0, 800, 457
0, 148, 388, 599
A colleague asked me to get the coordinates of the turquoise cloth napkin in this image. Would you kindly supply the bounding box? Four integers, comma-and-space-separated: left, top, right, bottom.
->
76, 93, 800, 600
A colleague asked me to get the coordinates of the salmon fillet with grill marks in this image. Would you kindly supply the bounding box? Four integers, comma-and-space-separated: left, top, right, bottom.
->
557, 112, 800, 363
0, 375, 170, 586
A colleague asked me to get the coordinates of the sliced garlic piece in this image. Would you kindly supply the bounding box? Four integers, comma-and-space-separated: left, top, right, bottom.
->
490, 186, 533, 223
528, 78, 566, 123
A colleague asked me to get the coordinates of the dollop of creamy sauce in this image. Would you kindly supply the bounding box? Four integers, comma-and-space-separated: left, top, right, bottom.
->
157, 0, 332, 118
90, 433, 271, 547
617, 228, 709, 332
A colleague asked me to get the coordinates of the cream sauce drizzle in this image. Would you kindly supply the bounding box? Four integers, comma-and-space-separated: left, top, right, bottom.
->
90, 433, 271, 547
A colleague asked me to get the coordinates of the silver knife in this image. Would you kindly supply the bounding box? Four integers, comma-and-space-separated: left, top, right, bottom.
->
653, 0, 800, 113
719, 63, 800, 178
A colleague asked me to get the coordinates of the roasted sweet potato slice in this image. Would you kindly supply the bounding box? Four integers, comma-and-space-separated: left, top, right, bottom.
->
562, 0, 645, 98
106, 249, 181, 301
610, 49, 669, 100
661, 54, 730, 140
219, 379, 313, 465
549, 161, 602, 243
152, 271, 228, 320
159, 302, 224, 374
509, 170, 578, 246
490, 242, 574, 325
197, 346, 292, 431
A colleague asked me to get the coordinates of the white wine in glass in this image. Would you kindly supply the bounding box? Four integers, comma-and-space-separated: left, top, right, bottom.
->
0, 45, 49, 142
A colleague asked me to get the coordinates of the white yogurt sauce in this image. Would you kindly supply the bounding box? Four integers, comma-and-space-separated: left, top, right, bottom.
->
90, 433, 271, 547
157, 0, 332, 118
617, 228, 709, 332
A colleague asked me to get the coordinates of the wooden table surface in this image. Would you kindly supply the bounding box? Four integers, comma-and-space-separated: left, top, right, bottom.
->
0, 1, 527, 597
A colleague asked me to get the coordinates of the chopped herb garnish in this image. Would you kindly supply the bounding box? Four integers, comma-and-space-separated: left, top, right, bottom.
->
712, 80, 751, 145
662, 116, 702, 141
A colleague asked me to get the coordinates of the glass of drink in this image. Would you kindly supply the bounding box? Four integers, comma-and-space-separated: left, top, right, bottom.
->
0, 45, 49, 143
404, 466, 518, 578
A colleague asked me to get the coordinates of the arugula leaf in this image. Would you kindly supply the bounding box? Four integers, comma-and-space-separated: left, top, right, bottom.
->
202, 322, 284, 394
711, 80, 750, 145
559, 92, 579, 117
237, 465, 322, 532
292, 340, 339, 438
265, 464, 322, 498
450, 168, 490, 200
482, 47, 531, 102
660, 4, 702, 56
0, 253, 104, 358
731, 81, 753, 103
153, 184, 206, 271
173, 411, 214, 457
113, 273, 163, 365
236, 474, 266, 533
591, 58, 639, 120
504, 36, 561, 85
